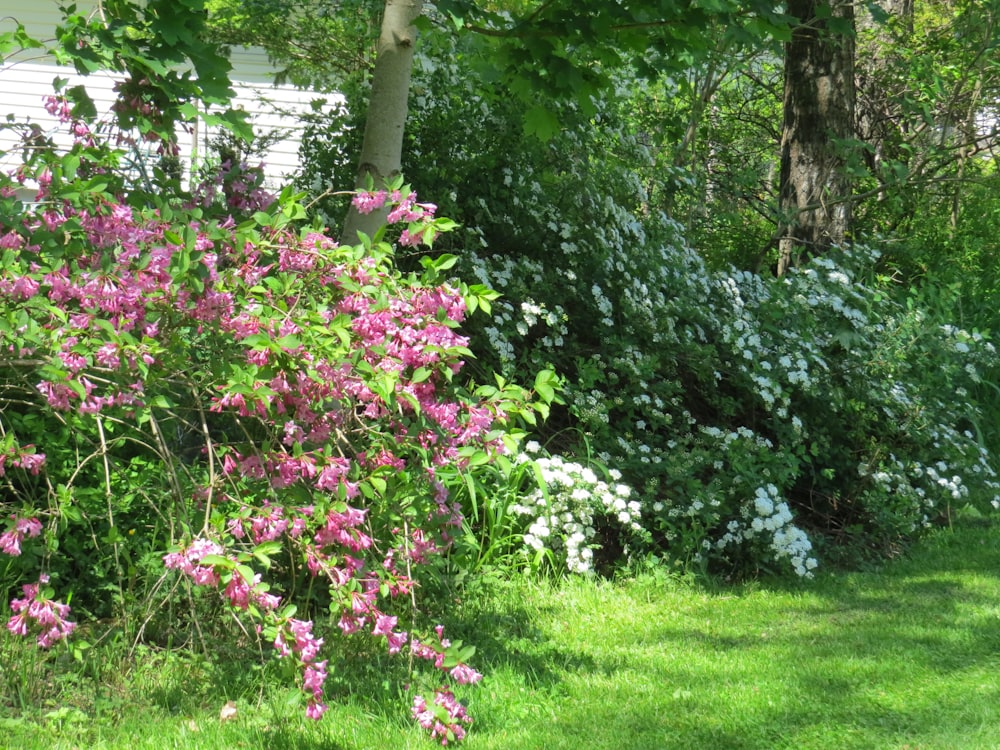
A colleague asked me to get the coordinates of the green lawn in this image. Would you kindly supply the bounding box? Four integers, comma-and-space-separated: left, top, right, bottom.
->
3, 521, 1000, 749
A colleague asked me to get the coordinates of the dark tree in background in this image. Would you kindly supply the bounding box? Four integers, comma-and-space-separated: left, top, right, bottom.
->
777, 0, 857, 275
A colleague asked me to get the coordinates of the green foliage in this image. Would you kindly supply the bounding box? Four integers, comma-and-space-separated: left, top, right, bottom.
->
55, 0, 252, 142
204, 0, 381, 88
290, 15, 1000, 578
435, 0, 792, 131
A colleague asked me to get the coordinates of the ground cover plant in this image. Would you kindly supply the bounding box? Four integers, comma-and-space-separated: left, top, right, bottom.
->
3, 519, 1000, 749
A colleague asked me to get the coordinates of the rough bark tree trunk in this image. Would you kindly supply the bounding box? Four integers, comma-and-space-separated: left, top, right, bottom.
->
777, 0, 857, 275
341, 0, 424, 244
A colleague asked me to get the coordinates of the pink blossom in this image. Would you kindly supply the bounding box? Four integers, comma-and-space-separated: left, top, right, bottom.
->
449, 663, 483, 685
6, 613, 28, 636
6, 576, 76, 648
0, 531, 23, 556
43, 95, 72, 121
0, 516, 43, 556
0, 516, 42, 557
337, 613, 365, 634
164, 538, 225, 586
386, 629, 408, 655
372, 613, 397, 637
305, 699, 327, 720
303, 660, 327, 697
16, 517, 43, 537
224, 572, 256, 609
351, 190, 388, 215
10, 274, 40, 299
95, 342, 121, 368
412, 688, 470, 744
190, 565, 220, 586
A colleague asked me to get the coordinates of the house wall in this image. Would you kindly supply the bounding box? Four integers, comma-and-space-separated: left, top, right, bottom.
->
0, 0, 340, 194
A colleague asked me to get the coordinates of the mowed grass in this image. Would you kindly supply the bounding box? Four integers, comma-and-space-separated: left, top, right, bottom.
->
3, 520, 1000, 749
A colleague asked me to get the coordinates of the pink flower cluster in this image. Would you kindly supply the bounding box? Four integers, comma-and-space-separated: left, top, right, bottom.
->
272, 617, 328, 719
351, 188, 438, 246
163, 538, 225, 587
411, 625, 483, 686
412, 688, 473, 746
0, 447, 46, 478
163, 538, 281, 613
0, 515, 43, 556
352, 189, 389, 215
164, 540, 331, 717
226, 501, 308, 544
6, 574, 76, 648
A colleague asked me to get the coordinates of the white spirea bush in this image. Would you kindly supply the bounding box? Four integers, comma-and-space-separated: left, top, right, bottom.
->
509, 443, 643, 574
295, 25, 1000, 576
461, 233, 1000, 574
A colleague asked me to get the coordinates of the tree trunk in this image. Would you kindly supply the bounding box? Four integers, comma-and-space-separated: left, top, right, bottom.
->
777, 0, 856, 275
341, 0, 424, 243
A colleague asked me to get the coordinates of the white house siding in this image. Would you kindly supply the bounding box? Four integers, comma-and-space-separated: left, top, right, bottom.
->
0, 1, 340, 193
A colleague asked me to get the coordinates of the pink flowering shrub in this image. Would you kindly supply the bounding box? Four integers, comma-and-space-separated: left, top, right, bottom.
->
5, 574, 76, 649
0, 84, 550, 740
0, 515, 44, 557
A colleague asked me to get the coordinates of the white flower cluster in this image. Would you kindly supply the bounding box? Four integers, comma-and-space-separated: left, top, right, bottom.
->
510, 444, 641, 574
464, 254, 569, 372
715, 484, 818, 577
859, 442, 1000, 529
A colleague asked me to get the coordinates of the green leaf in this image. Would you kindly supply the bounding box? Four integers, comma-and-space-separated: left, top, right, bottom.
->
63, 153, 81, 180
199, 554, 233, 568
149, 394, 175, 409
459, 448, 490, 467
235, 564, 257, 584
533, 369, 559, 403
524, 104, 560, 141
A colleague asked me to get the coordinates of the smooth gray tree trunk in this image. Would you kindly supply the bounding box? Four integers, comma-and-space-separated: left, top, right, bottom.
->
342, 0, 424, 244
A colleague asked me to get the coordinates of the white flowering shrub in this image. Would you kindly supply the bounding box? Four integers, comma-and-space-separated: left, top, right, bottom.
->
509, 443, 645, 574
469, 235, 1000, 573
295, 27, 1000, 577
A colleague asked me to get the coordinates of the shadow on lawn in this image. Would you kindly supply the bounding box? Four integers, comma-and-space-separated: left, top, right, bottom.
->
135, 523, 1000, 750
639, 522, 1000, 749
480, 521, 1000, 750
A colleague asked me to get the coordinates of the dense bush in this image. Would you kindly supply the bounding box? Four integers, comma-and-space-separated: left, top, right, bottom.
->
293, 28, 1000, 578
466, 220, 1000, 571
0, 21, 557, 739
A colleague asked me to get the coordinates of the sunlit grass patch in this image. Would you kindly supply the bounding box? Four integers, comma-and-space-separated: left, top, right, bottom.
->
3, 521, 1000, 749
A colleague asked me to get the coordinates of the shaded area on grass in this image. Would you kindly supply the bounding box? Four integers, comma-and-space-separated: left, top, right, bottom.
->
456, 520, 1000, 750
